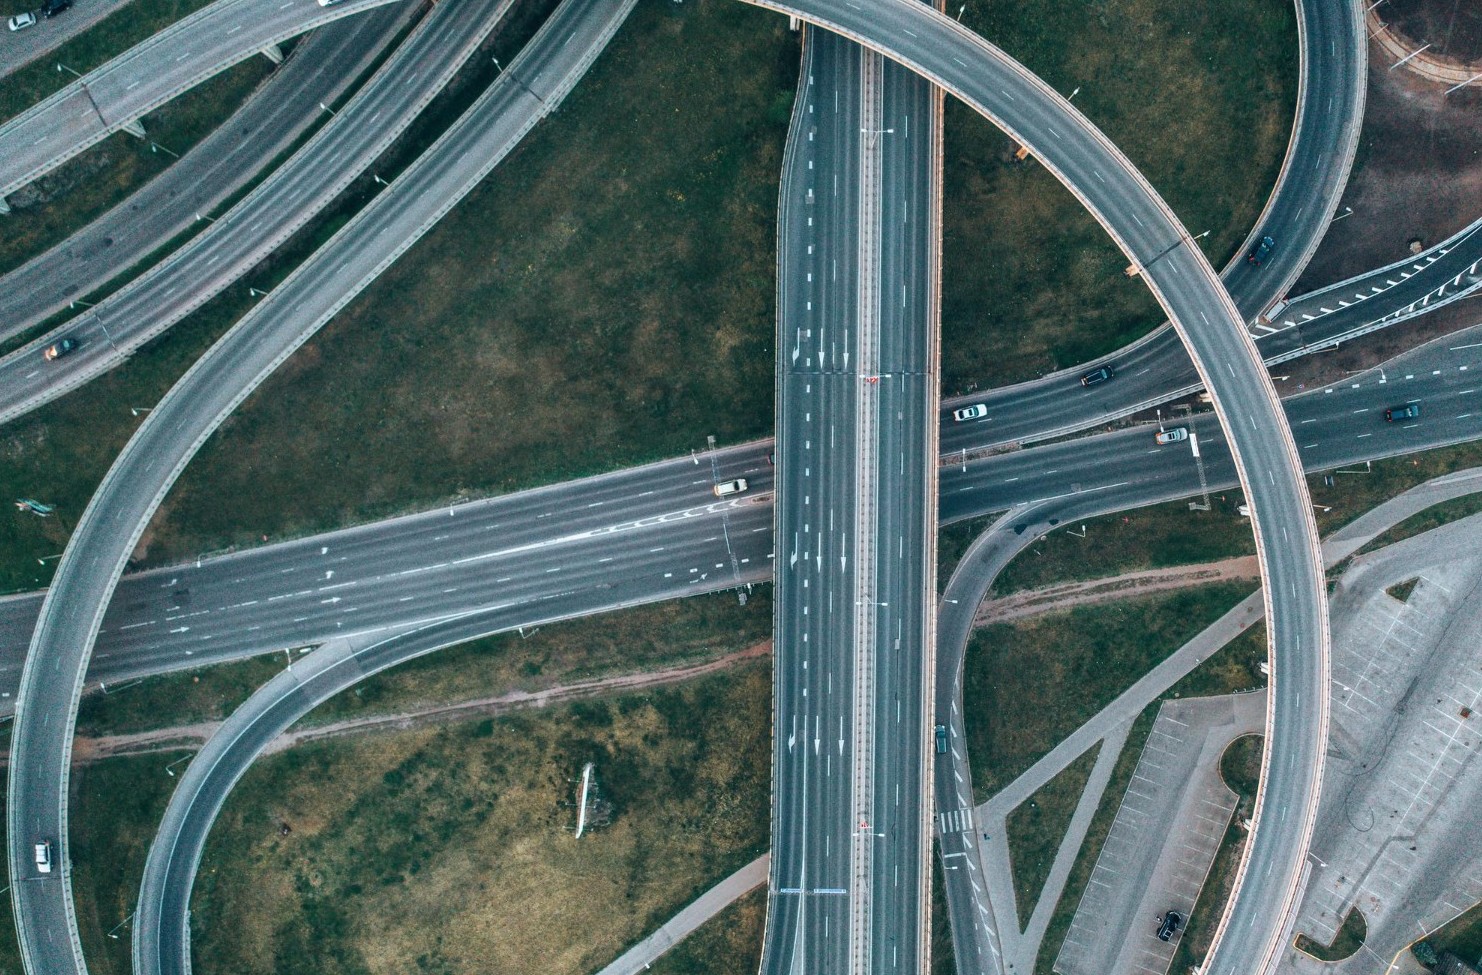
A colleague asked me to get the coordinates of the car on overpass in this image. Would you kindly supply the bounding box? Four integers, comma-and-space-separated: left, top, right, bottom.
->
1080, 365, 1114, 387
43, 337, 77, 361
1385, 402, 1421, 422
952, 403, 987, 422
33, 840, 51, 874
1247, 235, 1276, 266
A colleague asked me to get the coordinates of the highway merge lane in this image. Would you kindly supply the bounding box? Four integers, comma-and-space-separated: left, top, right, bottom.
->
5, 1, 638, 973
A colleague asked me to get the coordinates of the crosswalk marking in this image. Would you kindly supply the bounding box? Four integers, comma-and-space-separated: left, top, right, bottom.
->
938, 807, 975, 834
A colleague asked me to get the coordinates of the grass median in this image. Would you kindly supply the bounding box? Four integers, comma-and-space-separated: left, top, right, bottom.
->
141, 0, 797, 564
943, 0, 1297, 388
962, 581, 1257, 802
0, 46, 275, 275
646, 886, 767, 975
1006, 744, 1100, 929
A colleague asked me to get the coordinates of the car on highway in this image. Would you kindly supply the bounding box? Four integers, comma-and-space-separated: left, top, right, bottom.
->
7, 10, 35, 29
952, 403, 988, 422
33, 839, 52, 874
712, 478, 748, 498
935, 724, 948, 754
1154, 426, 1188, 445
1247, 235, 1275, 266
1080, 365, 1114, 387
1385, 402, 1421, 422
43, 337, 77, 361
1157, 910, 1182, 942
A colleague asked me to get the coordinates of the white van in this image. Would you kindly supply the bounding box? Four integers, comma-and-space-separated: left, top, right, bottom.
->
34, 840, 52, 874
713, 478, 748, 498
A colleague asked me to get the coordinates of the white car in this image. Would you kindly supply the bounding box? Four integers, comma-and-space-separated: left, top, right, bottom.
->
34, 840, 52, 874
8, 11, 36, 30
1154, 427, 1189, 445
712, 478, 748, 498
952, 403, 988, 422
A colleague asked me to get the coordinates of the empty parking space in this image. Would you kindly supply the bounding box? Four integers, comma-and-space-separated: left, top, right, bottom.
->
1055, 693, 1261, 975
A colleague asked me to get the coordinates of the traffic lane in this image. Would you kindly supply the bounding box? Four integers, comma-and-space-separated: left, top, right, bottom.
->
0, 361, 1473, 703
1222, 0, 1364, 316
137, 518, 765, 975
0, 5, 413, 337
0, 352, 1474, 702
0, 0, 406, 195
0, 0, 513, 420
767, 27, 859, 975
8, 3, 638, 973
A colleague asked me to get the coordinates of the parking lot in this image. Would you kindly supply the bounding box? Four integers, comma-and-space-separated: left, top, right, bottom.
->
1055, 692, 1263, 975
1285, 518, 1482, 972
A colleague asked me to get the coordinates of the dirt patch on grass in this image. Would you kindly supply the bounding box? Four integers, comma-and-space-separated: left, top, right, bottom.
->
1294, 42, 1482, 296
1384, 0, 1482, 63
186, 662, 771, 974
977, 556, 1259, 624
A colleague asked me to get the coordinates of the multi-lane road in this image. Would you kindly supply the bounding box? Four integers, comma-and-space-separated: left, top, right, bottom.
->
6, 1, 639, 972
742, 3, 1329, 970
86, 333, 1482, 975
763, 22, 942, 973
0, 5, 411, 338
6, 327, 1475, 704
0, 0, 405, 201
0, 0, 517, 424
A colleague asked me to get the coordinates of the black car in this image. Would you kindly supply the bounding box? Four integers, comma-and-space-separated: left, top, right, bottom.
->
935, 724, 948, 755
43, 0, 70, 16
1385, 402, 1421, 422
1080, 365, 1114, 387
1247, 235, 1275, 265
43, 337, 77, 361
1157, 911, 1182, 942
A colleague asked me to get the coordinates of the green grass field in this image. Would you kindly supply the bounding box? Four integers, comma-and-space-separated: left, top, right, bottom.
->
1425, 899, 1482, 969
141, 0, 797, 564
183, 662, 771, 973
1007, 744, 1100, 929
962, 582, 1255, 801
942, 0, 1297, 388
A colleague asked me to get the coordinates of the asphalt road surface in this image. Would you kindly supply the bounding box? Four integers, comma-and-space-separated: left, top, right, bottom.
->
0, 335, 1475, 975
0, 0, 517, 424
925, 0, 1366, 451
763, 21, 941, 973
0, 0, 405, 199
5, 1, 639, 972
3, 329, 1478, 705
742, 3, 1328, 972
0, 4, 412, 339
936, 215, 1482, 457
764, 30, 862, 975
0, 0, 136, 80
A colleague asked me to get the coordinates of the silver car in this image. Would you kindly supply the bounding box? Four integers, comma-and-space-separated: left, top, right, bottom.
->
8, 11, 37, 29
